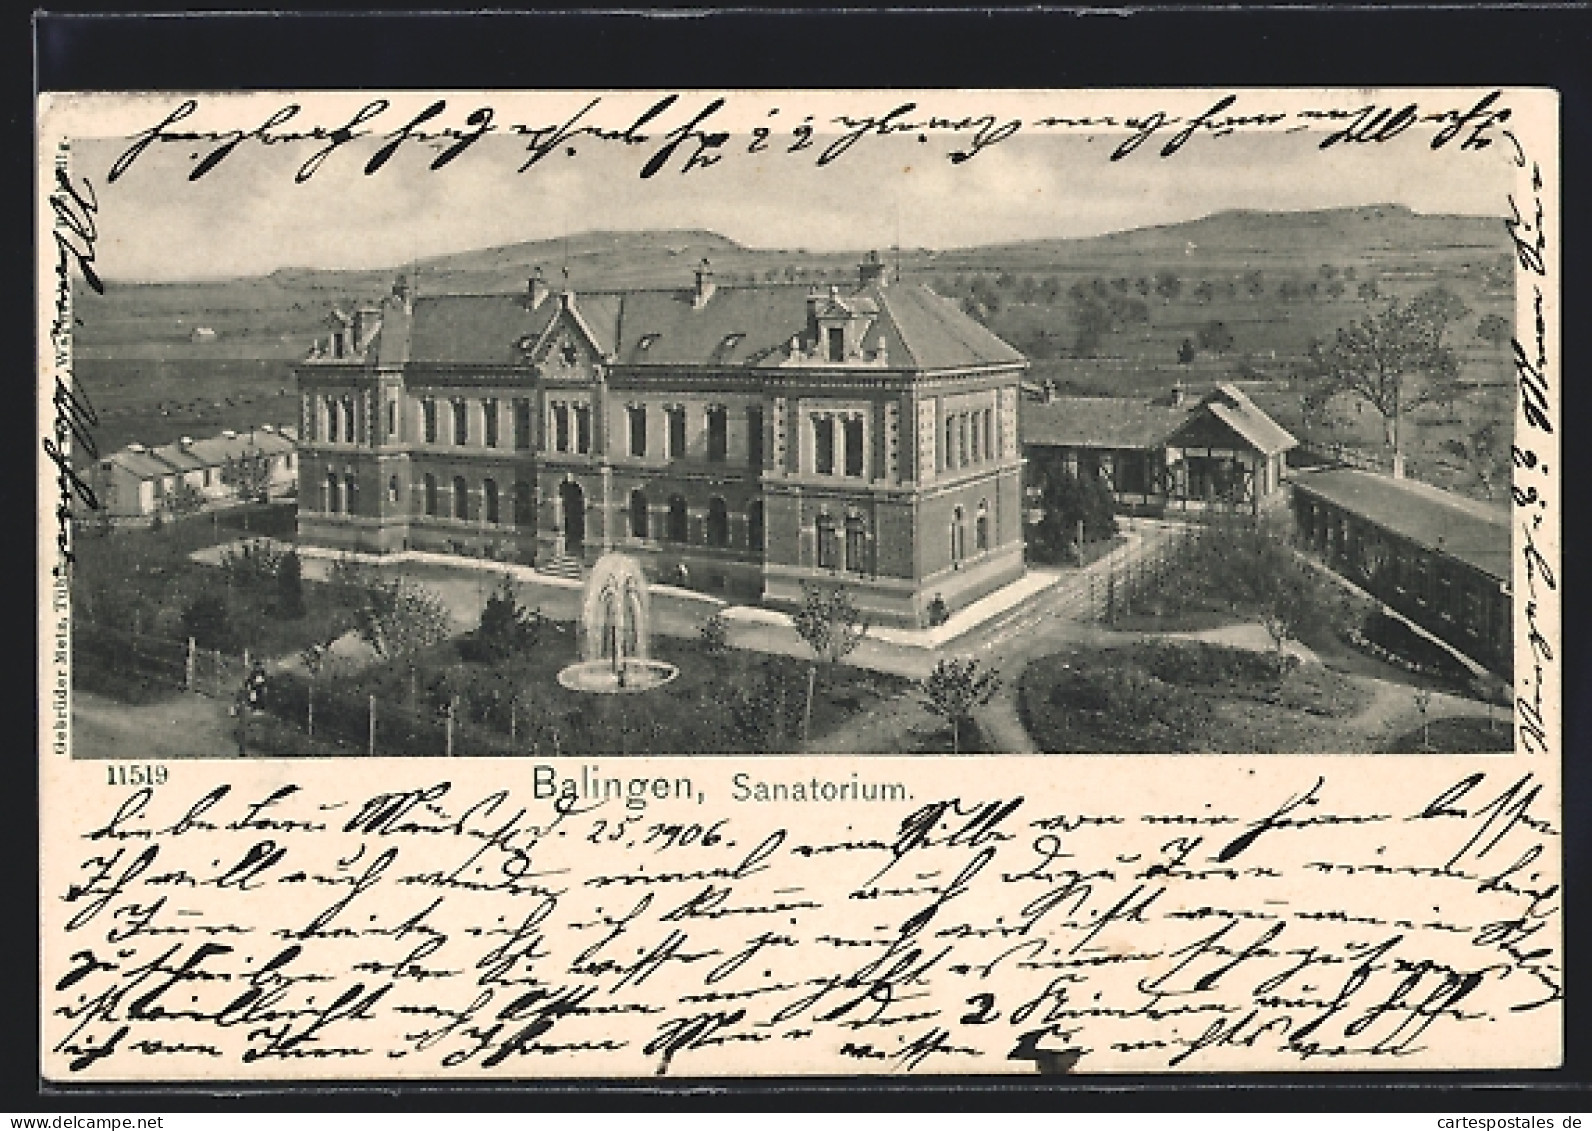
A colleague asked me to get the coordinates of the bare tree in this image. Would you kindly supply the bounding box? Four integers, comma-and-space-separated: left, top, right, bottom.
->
1307, 287, 1469, 478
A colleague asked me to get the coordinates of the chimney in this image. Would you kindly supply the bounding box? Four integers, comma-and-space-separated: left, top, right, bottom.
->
528, 266, 550, 310
693, 258, 716, 309
179, 436, 194, 449
806, 285, 823, 342
1043, 379, 1057, 404
128, 442, 146, 454
858, 250, 887, 288
222, 429, 238, 439
1170, 380, 1186, 407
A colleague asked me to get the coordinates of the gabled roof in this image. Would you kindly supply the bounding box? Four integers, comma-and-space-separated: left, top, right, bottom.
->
393, 281, 1023, 373
1188, 384, 1297, 456
1022, 385, 1298, 457
104, 448, 174, 479
183, 430, 296, 466
1020, 397, 1191, 450
1291, 467, 1511, 583
148, 442, 208, 473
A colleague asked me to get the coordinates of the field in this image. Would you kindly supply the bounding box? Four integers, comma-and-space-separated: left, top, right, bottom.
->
72, 205, 1515, 500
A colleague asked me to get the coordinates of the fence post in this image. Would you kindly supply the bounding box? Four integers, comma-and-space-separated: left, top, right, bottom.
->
510, 698, 517, 745
446, 696, 456, 758
184, 637, 196, 691
243, 647, 250, 671
307, 681, 315, 737
368, 694, 376, 756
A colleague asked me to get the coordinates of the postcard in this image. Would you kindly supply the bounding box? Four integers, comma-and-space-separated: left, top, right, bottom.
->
37, 88, 1560, 1079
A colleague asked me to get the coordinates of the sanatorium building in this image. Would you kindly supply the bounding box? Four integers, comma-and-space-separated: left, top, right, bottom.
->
294, 255, 1028, 627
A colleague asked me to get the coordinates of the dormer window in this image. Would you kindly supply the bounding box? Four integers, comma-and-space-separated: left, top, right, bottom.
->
715, 333, 745, 361
827, 327, 845, 363
561, 341, 580, 366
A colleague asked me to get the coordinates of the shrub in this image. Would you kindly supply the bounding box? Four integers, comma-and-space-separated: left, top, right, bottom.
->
460, 577, 543, 663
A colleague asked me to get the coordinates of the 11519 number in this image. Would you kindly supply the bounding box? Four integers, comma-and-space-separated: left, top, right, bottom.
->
106, 764, 168, 787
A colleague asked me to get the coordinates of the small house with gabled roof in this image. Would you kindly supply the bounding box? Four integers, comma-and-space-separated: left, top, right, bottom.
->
1020, 383, 1297, 516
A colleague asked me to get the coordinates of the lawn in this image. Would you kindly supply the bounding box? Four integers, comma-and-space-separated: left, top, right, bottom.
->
257, 629, 915, 757
1019, 639, 1375, 754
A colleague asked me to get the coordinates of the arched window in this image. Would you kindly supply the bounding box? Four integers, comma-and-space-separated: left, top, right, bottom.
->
387, 475, 400, 504
326, 469, 340, 513
951, 505, 966, 564
707, 497, 729, 547
423, 473, 438, 516
630, 490, 649, 539
747, 501, 764, 552
343, 473, 358, 515
453, 476, 470, 520
483, 478, 499, 524
667, 496, 689, 543
513, 481, 534, 528
976, 500, 990, 552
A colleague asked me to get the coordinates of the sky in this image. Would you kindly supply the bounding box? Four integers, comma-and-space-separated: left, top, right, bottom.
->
65, 94, 1519, 282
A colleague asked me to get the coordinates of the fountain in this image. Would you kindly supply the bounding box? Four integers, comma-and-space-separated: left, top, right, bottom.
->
556, 553, 680, 694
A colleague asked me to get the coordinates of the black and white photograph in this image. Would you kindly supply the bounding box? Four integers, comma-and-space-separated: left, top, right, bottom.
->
36, 85, 1562, 1080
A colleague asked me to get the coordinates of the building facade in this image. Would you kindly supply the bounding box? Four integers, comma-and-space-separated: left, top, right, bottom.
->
1291, 467, 1512, 678
295, 257, 1028, 627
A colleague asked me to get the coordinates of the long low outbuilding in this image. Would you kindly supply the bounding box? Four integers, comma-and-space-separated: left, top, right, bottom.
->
1290, 466, 1512, 678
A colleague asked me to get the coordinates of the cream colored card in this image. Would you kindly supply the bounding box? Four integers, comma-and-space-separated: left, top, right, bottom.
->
38, 89, 1560, 1080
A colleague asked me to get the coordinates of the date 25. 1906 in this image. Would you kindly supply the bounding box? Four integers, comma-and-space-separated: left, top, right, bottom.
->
106, 764, 168, 787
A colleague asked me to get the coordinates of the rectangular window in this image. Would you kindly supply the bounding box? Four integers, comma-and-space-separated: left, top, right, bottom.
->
944, 416, 956, 472
845, 517, 867, 573
667, 407, 687, 459
554, 404, 570, 452
706, 405, 728, 462
483, 399, 499, 448
387, 400, 398, 440
747, 406, 764, 469
983, 409, 994, 460
958, 413, 970, 468
814, 417, 836, 476
844, 416, 864, 477
423, 399, 438, 443
343, 396, 355, 444
817, 517, 839, 569
575, 405, 592, 454
827, 327, 845, 363
453, 399, 469, 446
514, 399, 532, 450
629, 405, 647, 457
969, 412, 982, 463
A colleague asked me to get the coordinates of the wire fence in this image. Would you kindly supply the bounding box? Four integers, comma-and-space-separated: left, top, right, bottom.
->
71, 621, 662, 757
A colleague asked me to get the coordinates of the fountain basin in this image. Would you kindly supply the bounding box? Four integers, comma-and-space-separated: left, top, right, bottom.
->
556, 659, 679, 694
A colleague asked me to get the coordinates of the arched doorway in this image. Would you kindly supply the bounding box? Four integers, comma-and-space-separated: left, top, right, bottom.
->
560, 479, 586, 552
